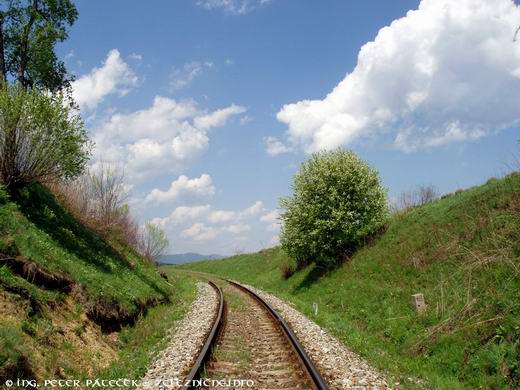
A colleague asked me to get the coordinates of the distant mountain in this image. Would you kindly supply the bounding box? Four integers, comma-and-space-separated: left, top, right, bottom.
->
158, 253, 225, 265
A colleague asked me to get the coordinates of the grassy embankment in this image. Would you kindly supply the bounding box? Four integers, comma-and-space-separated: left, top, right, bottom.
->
0, 183, 196, 383
180, 173, 520, 389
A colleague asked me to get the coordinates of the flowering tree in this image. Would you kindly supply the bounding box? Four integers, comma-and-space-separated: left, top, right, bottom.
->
280, 149, 388, 268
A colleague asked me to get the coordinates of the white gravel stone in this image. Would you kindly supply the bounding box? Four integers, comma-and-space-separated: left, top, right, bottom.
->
140, 282, 218, 389
239, 282, 389, 390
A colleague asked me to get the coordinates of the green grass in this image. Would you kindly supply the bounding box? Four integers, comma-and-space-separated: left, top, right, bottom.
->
101, 269, 197, 382
181, 173, 520, 389
0, 183, 196, 381
0, 183, 172, 313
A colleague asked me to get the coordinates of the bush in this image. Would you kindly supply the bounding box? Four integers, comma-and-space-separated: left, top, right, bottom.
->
280, 149, 388, 268
139, 222, 169, 263
392, 184, 439, 213
0, 85, 90, 188
49, 164, 140, 249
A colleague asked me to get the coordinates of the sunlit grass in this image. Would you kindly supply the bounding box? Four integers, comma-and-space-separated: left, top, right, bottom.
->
180, 173, 520, 389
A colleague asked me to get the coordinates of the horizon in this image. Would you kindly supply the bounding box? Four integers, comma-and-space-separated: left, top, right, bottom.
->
61, 0, 520, 256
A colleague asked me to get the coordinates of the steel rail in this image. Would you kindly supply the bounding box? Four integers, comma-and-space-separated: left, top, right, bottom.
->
227, 280, 329, 390
181, 280, 224, 390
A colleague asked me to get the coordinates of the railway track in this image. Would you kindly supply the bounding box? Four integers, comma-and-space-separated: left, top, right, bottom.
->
184, 279, 328, 390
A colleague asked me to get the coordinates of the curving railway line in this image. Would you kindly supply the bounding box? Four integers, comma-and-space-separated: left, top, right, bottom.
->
183, 279, 328, 390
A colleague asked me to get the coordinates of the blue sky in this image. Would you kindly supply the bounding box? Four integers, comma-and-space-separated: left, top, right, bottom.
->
58, 0, 520, 255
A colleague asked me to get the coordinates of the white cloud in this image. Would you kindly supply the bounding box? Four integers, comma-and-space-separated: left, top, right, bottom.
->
72, 49, 138, 111
196, 0, 272, 15
276, 0, 520, 153
194, 104, 247, 130
208, 210, 237, 224
224, 224, 251, 234
92, 96, 246, 180
145, 174, 215, 203
170, 61, 214, 90
260, 209, 279, 223
181, 222, 250, 241
242, 201, 265, 216
265, 136, 292, 156
151, 205, 211, 227
129, 53, 143, 61
208, 201, 264, 224
154, 200, 264, 243
260, 209, 280, 232
182, 223, 219, 241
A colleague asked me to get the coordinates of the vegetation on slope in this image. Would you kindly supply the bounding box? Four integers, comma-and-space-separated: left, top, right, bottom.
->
0, 183, 194, 381
101, 269, 197, 382
181, 173, 520, 389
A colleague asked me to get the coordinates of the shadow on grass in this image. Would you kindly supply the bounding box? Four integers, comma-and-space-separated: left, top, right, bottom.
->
291, 225, 389, 291
12, 184, 130, 273
292, 264, 333, 292
10, 184, 171, 299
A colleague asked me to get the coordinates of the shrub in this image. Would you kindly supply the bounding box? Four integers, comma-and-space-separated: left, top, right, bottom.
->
139, 222, 169, 263
392, 184, 439, 213
49, 164, 141, 248
0, 85, 90, 188
88, 164, 129, 229
280, 149, 388, 268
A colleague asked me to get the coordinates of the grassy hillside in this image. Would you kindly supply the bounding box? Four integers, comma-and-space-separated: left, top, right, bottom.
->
0, 183, 195, 382
181, 173, 520, 389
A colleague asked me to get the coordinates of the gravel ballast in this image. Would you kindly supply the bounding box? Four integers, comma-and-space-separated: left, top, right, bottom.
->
140, 282, 218, 389
241, 282, 389, 389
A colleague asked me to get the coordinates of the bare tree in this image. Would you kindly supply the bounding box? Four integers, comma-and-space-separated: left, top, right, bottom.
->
139, 222, 169, 263
393, 184, 439, 212
89, 163, 129, 229
417, 185, 438, 206
49, 164, 140, 248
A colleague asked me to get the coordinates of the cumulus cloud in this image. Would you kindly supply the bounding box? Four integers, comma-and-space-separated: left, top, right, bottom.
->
242, 201, 265, 216
224, 224, 251, 234
208, 210, 237, 224
145, 174, 215, 203
170, 61, 213, 90
91, 96, 246, 180
152, 200, 264, 242
151, 205, 211, 227
181, 222, 252, 241
182, 223, 219, 241
276, 0, 520, 153
260, 209, 280, 232
264, 136, 292, 156
72, 49, 138, 111
196, 0, 272, 15
208, 201, 265, 223
194, 105, 247, 130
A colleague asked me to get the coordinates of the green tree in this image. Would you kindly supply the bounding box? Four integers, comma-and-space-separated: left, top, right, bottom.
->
0, 0, 78, 90
0, 84, 90, 188
280, 149, 388, 268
